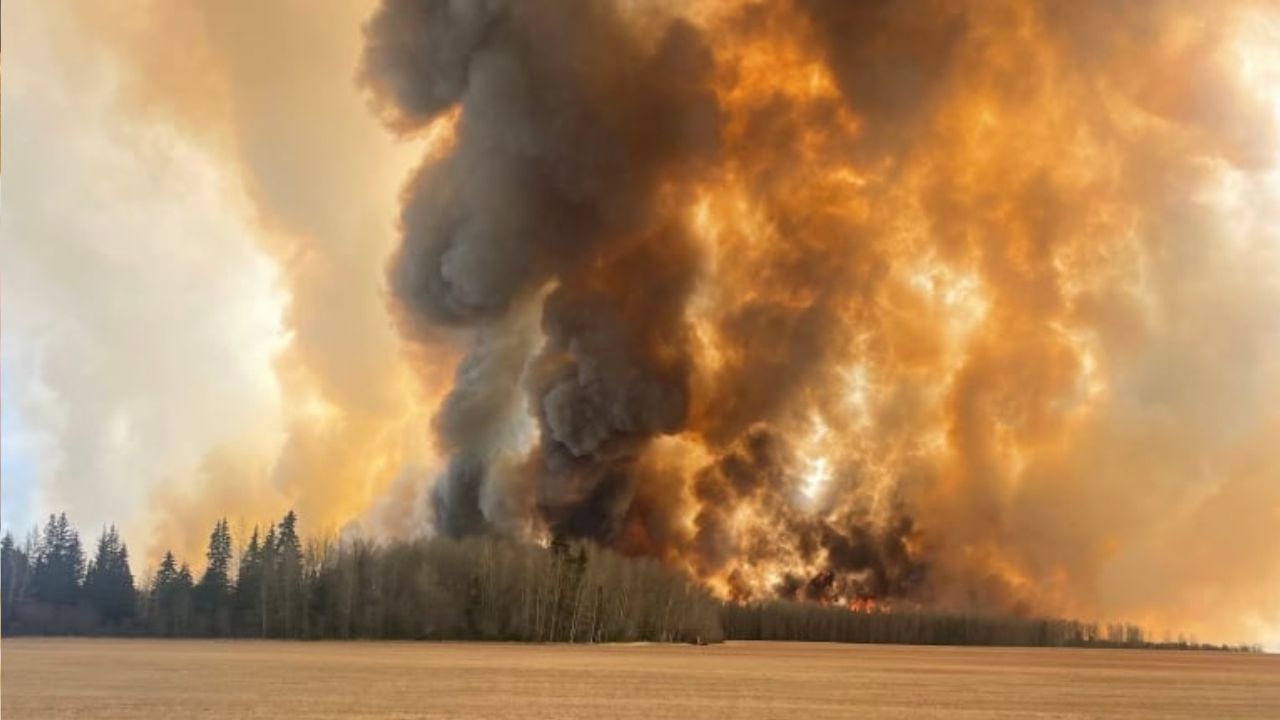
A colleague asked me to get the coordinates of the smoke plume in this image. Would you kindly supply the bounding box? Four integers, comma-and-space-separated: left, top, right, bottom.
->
8, 0, 1277, 644
362, 0, 1280, 640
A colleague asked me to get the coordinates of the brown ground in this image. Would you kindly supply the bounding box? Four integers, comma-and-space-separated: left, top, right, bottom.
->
2, 638, 1277, 719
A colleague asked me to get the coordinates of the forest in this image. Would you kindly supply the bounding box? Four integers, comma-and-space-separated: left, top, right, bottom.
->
0, 512, 720, 643
0, 512, 1259, 651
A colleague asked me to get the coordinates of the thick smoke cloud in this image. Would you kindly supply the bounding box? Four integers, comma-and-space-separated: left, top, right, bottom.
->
363, 0, 930, 604
365, 0, 722, 542
366, 0, 1280, 641
54, 0, 449, 562
24, 0, 1273, 645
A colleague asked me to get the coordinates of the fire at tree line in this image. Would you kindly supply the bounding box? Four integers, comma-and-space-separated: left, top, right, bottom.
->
0, 512, 1259, 651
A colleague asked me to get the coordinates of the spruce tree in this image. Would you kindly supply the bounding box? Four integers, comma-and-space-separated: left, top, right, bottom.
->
83, 526, 136, 626
176, 563, 194, 634
197, 519, 234, 635
1, 532, 32, 632
261, 523, 278, 636
31, 513, 85, 607
151, 551, 182, 635
234, 527, 263, 637
275, 512, 303, 637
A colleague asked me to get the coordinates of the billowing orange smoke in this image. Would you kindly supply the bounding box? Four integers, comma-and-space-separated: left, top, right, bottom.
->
70, 0, 458, 562
56, 0, 1280, 644
38, 0, 1272, 646
358, 0, 1280, 639
363, 0, 1280, 642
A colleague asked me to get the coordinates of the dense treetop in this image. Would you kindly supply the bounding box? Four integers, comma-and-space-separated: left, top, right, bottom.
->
0, 513, 1257, 651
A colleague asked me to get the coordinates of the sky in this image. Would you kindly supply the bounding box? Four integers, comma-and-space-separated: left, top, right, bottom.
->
2, 2, 283, 536
1, 0, 444, 560
2, 0, 1280, 649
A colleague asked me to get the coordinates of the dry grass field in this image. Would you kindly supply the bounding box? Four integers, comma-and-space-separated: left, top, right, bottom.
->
2, 638, 1277, 719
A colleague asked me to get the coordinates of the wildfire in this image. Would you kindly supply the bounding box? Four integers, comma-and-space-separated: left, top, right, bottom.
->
360, 0, 1280, 644
848, 597, 889, 615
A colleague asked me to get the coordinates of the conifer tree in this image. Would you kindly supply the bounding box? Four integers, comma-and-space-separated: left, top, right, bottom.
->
261, 523, 278, 636
83, 526, 136, 626
234, 527, 263, 637
197, 519, 234, 635
1, 532, 33, 632
31, 513, 85, 607
151, 551, 176, 634
275, 512, 303, 637
176, 562, 195, 633
151, 550, 194, 635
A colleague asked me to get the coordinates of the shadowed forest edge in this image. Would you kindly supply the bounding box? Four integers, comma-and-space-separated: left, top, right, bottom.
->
0, 512, 1259, 651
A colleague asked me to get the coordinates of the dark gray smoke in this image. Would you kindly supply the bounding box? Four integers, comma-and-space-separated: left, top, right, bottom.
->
363, 0, 721, 541
362, 0, 1280, 630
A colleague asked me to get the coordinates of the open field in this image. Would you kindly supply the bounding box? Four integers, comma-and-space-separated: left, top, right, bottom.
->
2, 639, 1278, 719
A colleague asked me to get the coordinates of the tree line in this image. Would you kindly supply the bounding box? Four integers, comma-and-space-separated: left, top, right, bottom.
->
0, 511, 721, 643
0, 512, 1258, 651
722, 600, 1260, 651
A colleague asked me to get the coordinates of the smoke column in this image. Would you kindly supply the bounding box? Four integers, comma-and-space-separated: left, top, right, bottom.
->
12, 0, 1277, 644
361, 0, 1280, 638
